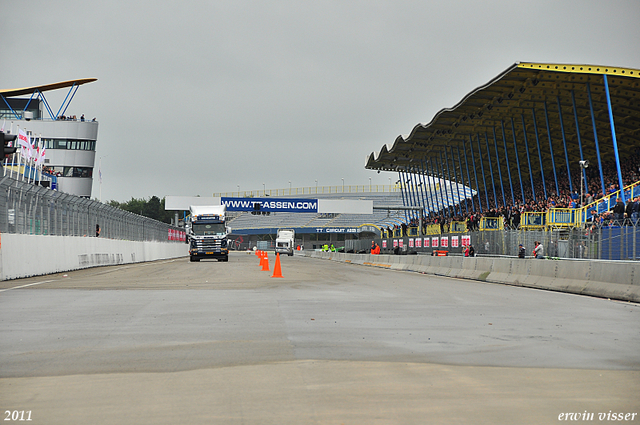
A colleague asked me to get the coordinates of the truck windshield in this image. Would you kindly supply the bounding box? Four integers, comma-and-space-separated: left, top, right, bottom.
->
192, 223, 226, 236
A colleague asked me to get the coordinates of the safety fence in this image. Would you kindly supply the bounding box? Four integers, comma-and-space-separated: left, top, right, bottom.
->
0, 176, 185, 242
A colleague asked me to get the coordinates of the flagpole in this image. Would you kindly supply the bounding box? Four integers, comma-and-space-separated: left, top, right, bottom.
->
39, 134, 44, 187
17, 126, 26, 182
8, 121, 15, 180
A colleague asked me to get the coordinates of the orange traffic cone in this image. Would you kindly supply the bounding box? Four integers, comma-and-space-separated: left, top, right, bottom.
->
271, 253, 283, 278
261, 253, 270, 271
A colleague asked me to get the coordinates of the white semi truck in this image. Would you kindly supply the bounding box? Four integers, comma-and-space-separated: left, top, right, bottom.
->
275, 229, 295, 256
187, 205, 229, 262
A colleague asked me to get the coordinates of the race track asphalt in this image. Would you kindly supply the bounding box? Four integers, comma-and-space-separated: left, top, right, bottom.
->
1, 252, 638, 424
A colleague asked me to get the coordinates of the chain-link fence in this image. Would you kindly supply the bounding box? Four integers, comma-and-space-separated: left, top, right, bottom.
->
0, 176, 184, 242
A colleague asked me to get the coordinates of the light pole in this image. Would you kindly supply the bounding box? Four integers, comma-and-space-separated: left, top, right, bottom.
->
369, 177, 372, 192
341, 178, 344, 193
237, 185, 240, 197
579, 160, 589, 207
262, 182, 265, 196
289, 180, 291, 195
315, 179, 318, 193
99, 155, 106, 203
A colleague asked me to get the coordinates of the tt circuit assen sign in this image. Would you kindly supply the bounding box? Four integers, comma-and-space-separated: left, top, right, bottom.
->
222, 197, 318, 213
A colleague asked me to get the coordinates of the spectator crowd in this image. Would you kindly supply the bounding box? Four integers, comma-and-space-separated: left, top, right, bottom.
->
387, 154, 640, 235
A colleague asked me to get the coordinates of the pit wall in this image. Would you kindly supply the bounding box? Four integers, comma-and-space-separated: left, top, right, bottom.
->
301, 251, 640, 303
0, 233, 188, 280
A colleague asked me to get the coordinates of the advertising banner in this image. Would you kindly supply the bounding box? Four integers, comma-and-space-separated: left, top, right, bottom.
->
382, 240, 387, 248
415, 238, 422, 248
441, 236, 449, 248
424, 238, 430, 247
462, 234, 471, 246
393, 239, 398, 248
432, 237, 439, 248
222, 197, 318, 213
451, 236, 459, 248
409, 238, 414, 248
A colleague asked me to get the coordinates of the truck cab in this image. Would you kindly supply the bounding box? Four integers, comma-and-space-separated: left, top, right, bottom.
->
275, 229, 295, 256
188, 205, 229, 262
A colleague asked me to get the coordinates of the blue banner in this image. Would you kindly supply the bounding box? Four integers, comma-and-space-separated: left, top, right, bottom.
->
222, 197, 318, 213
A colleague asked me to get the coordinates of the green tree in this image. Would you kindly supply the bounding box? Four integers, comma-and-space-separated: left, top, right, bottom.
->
107, 196, 182, 224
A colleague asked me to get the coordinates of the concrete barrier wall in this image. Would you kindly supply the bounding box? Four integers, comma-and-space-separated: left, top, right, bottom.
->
301, 251, 640, 303
0, 233, 188, 280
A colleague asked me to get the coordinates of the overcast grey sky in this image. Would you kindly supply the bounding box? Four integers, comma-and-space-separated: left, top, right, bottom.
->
2, 0, 639, 202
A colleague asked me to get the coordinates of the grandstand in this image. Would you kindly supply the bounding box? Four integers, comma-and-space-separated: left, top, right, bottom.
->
365, 62, 640, 230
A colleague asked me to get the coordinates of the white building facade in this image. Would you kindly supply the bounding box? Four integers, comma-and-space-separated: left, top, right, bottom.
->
1, 79, 99, 198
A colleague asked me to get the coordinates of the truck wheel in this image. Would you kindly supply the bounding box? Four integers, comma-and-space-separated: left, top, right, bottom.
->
190, 256, 199, 262
288, 252, 293, 256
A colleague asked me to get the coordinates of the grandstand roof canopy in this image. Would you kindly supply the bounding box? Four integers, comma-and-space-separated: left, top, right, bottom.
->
365, 62, 640, 197
0, 78, 97, 98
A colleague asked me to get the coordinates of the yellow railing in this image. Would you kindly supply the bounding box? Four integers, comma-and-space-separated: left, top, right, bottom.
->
576, 180, 640, 225
479, 216, 504, 231
547, 208, 576, 228
425, 224, 441, 235
521, 212, 546, 230
449, 221, 468, 233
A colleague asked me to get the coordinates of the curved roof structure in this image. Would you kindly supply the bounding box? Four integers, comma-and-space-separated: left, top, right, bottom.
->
0, 78, 97, 97
365, 62, 640, 204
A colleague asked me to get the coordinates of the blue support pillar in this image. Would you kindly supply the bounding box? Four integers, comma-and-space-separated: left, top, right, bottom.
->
411, 168, 421, 219
492, 127, 506, 207
417, 164, 431, 215
520, 115, 536, 202
603, 74, 626, 202
571, 90, 588, 193
443, 147, 458, 216
531, 109, 548, 199
428, 158, 440, 215
500, 121, 515, 205
510, 118, 526, 204
468, 135, 483, 212
456, 146, 469, 214
449, 146, 464, 215
427, 158, 441, 215
476, 134, 491, 210
484, 133, 498, 209
543, 101, 560, 196
557, 96, 574, 193
587, 82, 606, 198
408, 170, 417, 220
398, 171, 409, 223
438, 151, 452, 216
461, 139, 476, 212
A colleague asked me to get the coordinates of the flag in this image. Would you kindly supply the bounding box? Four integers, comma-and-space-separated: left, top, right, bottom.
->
32, 136, 46, 165
17, 128, 32, 160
